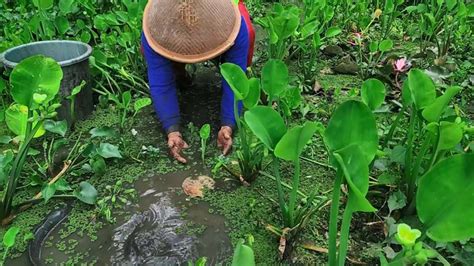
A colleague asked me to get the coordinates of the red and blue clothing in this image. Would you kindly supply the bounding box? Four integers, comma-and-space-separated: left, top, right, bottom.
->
142, 1, 255, 133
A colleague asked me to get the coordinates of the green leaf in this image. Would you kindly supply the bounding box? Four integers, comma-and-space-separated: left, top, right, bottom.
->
244, 106, 287, 150
361, 79, 386, 110
407, 69, 436, 110
325, 26, 342, 38
422, 86, 462, 122
388, 190, 407, 213
67, 80, 86, 99
73, 182, 98, 205
199, 124, 211, 140
324, 100, 378, 163
5, 104, 45, 139
0, 78, 6, 94
417, 153, 474, 242
44, 120, 67, 137
58, 0, 75, 14
0, 136, 12, 144
242, 78, 261, 109
3, 226, 20, 248
231, 239, 255, 266
90, 157, 106, 176
261, 59, 289, 100
32, 0, 54, 10
55, 16, 70, 35
395, 223, 421, 246
437, 121, 463, 150
97, 143, 122, 159
334, 145, 376, 212
42, 183, 57, 203
221, 63, 249, 100
90, 127, 117, 139
272, 11, 300, 40
134, 98, 152, 113
54, 179, 72, 192
274, 122, 318, 161
122, 91, 132, 109
379, 39, 394, 52
10, 55, 63, 108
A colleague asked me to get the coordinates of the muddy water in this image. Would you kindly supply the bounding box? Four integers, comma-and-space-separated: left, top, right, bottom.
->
32, 65, 232, 265
39, 167, 231, 265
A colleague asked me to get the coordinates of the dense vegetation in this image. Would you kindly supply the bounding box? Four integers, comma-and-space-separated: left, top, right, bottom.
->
0, 0, 473, 265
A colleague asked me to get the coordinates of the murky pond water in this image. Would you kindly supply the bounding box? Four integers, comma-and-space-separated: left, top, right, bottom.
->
35, 167, 231, 265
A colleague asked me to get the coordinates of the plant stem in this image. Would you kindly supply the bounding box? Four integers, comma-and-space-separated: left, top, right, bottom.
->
337, 206, 353, 266
288, 158, 301, 227
272, 156, 288, 225
404, 109, 417, 198
383, 105, 406, 148
328, 169, 343, 266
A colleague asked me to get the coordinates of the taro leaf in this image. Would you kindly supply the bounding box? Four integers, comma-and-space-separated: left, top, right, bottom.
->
97, 143, 122, 159
243, 78, 261, 109
32, 0, 54, 10
438, 121, 463, 151
333, 145, 376, 212
422, 86, 462, 123
261, 59, 289, 100
244, 106, 287, 150
388, 190, 407, 213
361, 78, 386, 110
402, 81, 413, 106
199, 124, 211, 140
3, 226, 20, 248
272, 12, 300, 40
378, 39, 394, 52
90, 127, 117, 139
55, 16, 70, 35
325, 26, 342, 38
417, 153, 474, 242
284, 87, 302, 109
10, 55, 62, 108
324, 100, 378, 164
44, 120, 67, 137
42, 183, 57, 203
221, 63, 249, 100
5, 104, 45, 138
231, 239, 256, 266
73, 182, 98, 205
134, 97, 152, 113
274, 122, 318, 161
407, 69, 436, 110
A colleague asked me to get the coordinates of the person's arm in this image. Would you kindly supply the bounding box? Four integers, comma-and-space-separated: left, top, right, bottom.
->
141, 33, 181, 133
221, 17, 249, 128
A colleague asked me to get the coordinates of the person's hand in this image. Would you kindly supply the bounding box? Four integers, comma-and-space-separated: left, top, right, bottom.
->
168, 132, 189, 163
217, 126, 233, 155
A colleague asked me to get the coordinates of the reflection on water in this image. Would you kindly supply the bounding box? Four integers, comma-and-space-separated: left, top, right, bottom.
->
111, 192, 196, 265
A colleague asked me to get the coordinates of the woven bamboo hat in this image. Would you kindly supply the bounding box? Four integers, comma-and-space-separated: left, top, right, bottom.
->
143, 0, 241, 63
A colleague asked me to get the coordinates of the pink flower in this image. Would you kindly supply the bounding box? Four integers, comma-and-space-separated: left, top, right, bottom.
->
394, 58, 409, 73
347, 32, 363, 46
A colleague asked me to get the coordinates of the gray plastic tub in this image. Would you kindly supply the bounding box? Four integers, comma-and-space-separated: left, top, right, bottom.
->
1, 40, 94, 124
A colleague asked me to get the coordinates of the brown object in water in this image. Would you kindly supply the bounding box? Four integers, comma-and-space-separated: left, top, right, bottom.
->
182, 175, 215, 198
143, 0, 241, 63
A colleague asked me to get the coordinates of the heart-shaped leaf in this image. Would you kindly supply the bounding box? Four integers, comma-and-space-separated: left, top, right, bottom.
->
231, 239, 255, 266
244, 106, 287, 150
422, 86, 462, 122
221, 63, 249, 100
407, 69, 436, 110
378, 39, 394, 52
42, 183, 57, 203
73, 182, 98, 205
97, 143, 122, 159
417, 153, 474, 242
274, 122, 318, 161
361, 78, 386, 110
261, 59, 288, 100
44, 120, 68, 137
10, 55, 63, 108
89, 127, 117, 139
395, 223, 421, 246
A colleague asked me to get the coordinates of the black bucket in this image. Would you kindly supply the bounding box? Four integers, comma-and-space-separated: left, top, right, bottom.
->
0, 40, 94, 124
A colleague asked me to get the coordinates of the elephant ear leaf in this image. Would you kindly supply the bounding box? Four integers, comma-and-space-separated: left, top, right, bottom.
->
10, 55, 63, 108
221, 63, 249, 100
422, 86, 462, 123
243, 78, 261, 109
274, 122, 318, 161
261, 59, 289, 100
407, 68, 436, 110
333, 145, 376, 212
231, 239, 255, 266
361, 78, 386, 110
5, 104, 45, 139
244, 106, 286, 150
417, 153, 474, 242
324, 100, 378, 163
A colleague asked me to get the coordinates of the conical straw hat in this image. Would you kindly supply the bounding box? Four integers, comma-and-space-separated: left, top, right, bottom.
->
143, 0, 241, 63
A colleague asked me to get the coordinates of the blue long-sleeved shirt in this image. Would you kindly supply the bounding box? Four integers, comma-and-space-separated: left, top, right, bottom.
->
142, 17, 249, 133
